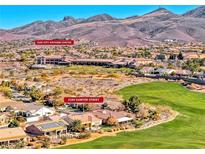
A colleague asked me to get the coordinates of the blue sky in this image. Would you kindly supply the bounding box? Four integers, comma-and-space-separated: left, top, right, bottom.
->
0, 5, 199, 29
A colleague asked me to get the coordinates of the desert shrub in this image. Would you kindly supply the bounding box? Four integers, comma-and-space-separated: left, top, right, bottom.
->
60, 135, 68, 145
33, 77, 41, 82
0, 86, 12, 97
134, 119, 144, 128
29, 86, 44, 101
78, 132, 91, 139
34, 143, 42, 149
27, 142, 35, 146
52, 69, 64, 76
31, 137, 37, 141
105, 116, 118, 126
14, 141, 25, 149
98, 130, 104, 134
53, 86, 63, 96
64, 89, 75, 95
53, 99, 64, 107
78, 104, 92, 112
105, 73, 120, 78
25, 76, 32, 81
16, 116, 26, 122
107, 129, 113, 132
42, 137, 50, 148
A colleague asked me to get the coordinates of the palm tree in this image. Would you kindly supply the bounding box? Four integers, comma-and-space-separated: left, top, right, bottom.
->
68, 120, 83, 132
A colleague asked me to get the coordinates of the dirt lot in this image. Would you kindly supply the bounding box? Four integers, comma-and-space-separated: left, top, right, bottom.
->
1, 65, 154, 109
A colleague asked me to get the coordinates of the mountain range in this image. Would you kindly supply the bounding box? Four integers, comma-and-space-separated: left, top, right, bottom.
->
1, 6, 205, 46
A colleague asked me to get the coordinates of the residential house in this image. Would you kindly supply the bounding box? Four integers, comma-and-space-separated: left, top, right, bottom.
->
175, 69, 192, 77
0, 99, 25, 112
193, 72, 205, 79
63, 112, 102, 130
31, 106, 55, 117
111, 58, 136, 68
0, 97, 55, 123
152, 68, 175, 76
92, 110, 134, 124
139, 67, 154, 75
0, 127, 27, 145
25, 120, 67, 137
17, 104, 55, 123
12, 93, 32, 103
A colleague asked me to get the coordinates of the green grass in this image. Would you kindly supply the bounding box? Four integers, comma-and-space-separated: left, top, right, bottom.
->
65, 65, 133, 75
57, 82, 205, 149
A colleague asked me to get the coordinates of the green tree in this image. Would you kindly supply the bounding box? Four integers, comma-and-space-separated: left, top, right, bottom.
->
134, 119, 144, 128
183, 58, 200, 74
42, 137, 50, 148
14, 141, 25, 149
60, 135, 68, 145
8, 119, 19, 128
78, 104, 92, 112
29, 87, 44, 101
68, 120, 83, 132
122, 96, 141, 113
177, 52, 184, 60
1, 80, 11, 87
169, 54, 177, 60
167, 63, 174, 69
0, 86, 12, 98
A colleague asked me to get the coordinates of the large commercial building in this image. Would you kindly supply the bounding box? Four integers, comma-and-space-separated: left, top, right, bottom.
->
36, 56, 136, 68
36, 56, 70, 65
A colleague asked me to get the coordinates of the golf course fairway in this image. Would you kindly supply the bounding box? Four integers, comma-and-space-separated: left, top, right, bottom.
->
58, 82, 205, 149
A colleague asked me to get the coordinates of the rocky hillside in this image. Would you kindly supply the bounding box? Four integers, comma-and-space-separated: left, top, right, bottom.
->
1, 6, 205, 46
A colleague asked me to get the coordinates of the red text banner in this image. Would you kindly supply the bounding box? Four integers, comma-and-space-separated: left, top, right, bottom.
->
64, 97, 104, 104
34, 39, 74, 45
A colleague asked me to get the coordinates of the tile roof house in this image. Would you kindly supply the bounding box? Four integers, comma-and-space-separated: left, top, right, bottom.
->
152, 68, 175, 75
92, 110, 134, 124
0, 127, 27, 145
0, 95, 25, 112
18, 105, 55, 123
30, 106, 55, 117
140, 67, 154, 75
63, 112, 102, 130
175, 69, 192, 76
